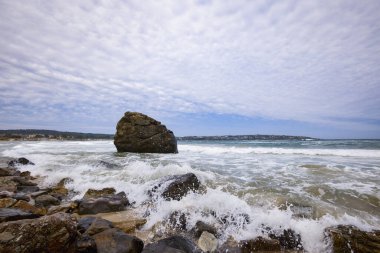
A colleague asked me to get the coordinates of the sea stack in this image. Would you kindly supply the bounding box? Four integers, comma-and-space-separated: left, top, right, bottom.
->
114, 112, 178, 153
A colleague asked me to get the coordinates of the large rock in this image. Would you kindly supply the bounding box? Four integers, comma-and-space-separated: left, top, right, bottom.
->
142, 236, 200, 253
150, 173, 201, 201
8, 158, 35, 167
198, 231, 218, 253
114, 112, 178, 153
325, 225, 380, 253
0, 208, 41, 222
0, 213, 77, 253
93, 228, 144, 253
78, 192, 129, 215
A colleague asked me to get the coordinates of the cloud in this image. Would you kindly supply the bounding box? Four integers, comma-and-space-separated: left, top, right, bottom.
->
0, 0, 379, 135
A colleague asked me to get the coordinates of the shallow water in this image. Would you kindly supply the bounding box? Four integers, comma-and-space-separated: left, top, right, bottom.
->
1, 139, 379, 252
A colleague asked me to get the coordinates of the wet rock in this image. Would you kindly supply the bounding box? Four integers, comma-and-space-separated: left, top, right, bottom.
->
198, 231, 218, 253
78, 192, 129, 215
0, 191, 12, 198
0, 177, 18, 192
193, 221, 218, 238
142, 235, 200, 253
151, 173, 201, 201
93, 228, 144, 253
213, 212, 250, 227
0, 212, 77, 252
0, 208, 41, 222
169, 211, 188, 230
16, 185, 40, 193
47, 202, 77, 215
98, 161, 118, 169
8, 157, 35, 167
0, 198, 16, 208
12, 193, 30, 202
84, 187, 116, 199
269, 229, 303, 250
325, 225, 380, 253
0, 167, 18, 177
86, 217, 114, 236
114, 111, 178, 153
19, 171, 31, 178
76, 234, 97, 253
50, 179, 71, 200
77, 216, 97, 234
35, 194, 60, 208
12, 200, 47, 215
11, 176, 37, 186
240, 237, 281, 252
30, 190, 50, 198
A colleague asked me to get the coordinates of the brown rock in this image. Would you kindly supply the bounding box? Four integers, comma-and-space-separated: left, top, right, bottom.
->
0, 177, 18, 192
86, 218, 114, 236
35, 194, 60, 208
0, 213, 77, 253
325, 225, 380, 253
114, 112, 178, 153
0, 198, 16, 208
84, 187, 116, 199
12, 200, 47, 215
0, 208, 41, 222
93, 228, 144, 253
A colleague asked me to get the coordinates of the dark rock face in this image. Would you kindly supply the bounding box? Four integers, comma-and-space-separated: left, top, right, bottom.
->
142, 236, 200, 253
86, 218, 114, 236
269, 229, 303, 250
325, 225, 380, 253
114, 112, 178, 153
93, 228, 144, 253
76, 234, 97, 253
193, 221, 218, 238
0, 208, 41, 222
77, 216, 97, 234
0, 213, 77, 253
35, 194, 60, 208
150, 173, 201, 201
8, 158, 35, 167
78, 192, 129, 215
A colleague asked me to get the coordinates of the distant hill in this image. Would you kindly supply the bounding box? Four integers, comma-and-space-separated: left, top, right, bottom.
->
177, 134, 316, 141
0, 129, 113, 140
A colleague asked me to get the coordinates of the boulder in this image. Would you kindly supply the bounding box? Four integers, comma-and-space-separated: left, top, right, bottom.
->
325, 225, 380, 253
114, 112, 178, 153
218, 237, 281, 253
16, 185, 40, 193
0, 198, 16, 208
142, 236, 200, 253
77, 217, 97, 234
76, 234, 97, 253
93, 228, 144, 253
11, 200, 46, 215
193, 221, 218, 238
78, 192, 129, 215
0, 213, 77, 253
150, 173, 200, 201
0, 167, 18, 177
11, 176, 37, 186
47, 202, 78, 215
84, 187, 116, 199
86, 217, 114, 236
269, 229, 303, 250
0, 208, 41, 222
8, 158, 35, 167
198, 231, 218, 253
0, 177, 18, 192
35, 194, 60, 208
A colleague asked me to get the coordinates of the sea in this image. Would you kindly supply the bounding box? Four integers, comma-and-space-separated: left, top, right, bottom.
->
1, 139, 379, 252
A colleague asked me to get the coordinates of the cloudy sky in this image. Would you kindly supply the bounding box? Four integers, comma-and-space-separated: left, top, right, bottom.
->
1, 0, 380, 138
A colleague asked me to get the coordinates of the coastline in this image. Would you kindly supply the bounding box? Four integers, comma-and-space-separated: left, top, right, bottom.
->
1, 155, 379, 253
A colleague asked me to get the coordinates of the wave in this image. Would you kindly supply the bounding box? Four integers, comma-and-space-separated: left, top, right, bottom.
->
179, 144, 380, 158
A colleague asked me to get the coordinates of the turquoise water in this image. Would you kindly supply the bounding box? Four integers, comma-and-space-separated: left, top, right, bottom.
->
1, 139, 379, 252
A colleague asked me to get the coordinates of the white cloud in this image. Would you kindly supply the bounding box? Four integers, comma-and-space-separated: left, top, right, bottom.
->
0, 0, 379, 134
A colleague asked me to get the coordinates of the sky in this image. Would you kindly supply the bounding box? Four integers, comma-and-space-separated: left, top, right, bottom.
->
0, 0, 380, 139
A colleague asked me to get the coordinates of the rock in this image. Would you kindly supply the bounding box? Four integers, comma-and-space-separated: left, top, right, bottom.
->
84, 187, 116, 199
198, 231, 218, 253
8, 157, 35, 167
93, 228, 144, 253
47, 202, 77, 215
0, 177, 18, 192
98, 161, 118, 169
86, 217, 114, 236
11, 176, 37, 186
269, 229, 303, 250
0, 208, 41, 222
0, 213, 77, 252
78, 192, 129, 215
76, 234, 97, 253
35, 194, 60, 208
240, 237, 281, 252
0, 198, 16, 208
12, 193, 30, 202
150, 173, 200, 201
325, 225, 380, 253
169, 211, 188, 230
193, 221, 218, 238
16, 185, 40, 193
142, 235, 200, 253
0, 191, 12, 198
19, 171, 31, 178
30, 190, 50, 198
78, 217, 97, 234
0, 168, 18, 177
12, 200, 47, 215
114, 112, 178, 153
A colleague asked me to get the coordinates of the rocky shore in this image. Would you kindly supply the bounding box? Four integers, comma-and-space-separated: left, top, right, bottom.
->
1, 157, 379, 253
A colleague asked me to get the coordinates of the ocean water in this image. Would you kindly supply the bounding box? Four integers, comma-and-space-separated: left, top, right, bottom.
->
1, 139, 380, 252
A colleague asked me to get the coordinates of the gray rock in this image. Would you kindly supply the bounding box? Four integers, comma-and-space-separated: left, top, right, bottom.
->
0, 213, 77, 253
8, 158, 34, 167
77, 216, 97, 234
269, 229, 303, 250
76, 234, 97, 253
86, 217, 114, 236
114, 112, 178, 153
0, 208, 41, 222
78, 192, 129, 215
35, 194, 60, 208
193, 221, 218, 238
142, 236, 200, 253
93, 228, 144, 253
150, 173, 200, 201
0, 168, 18, 177
198, 231, 218, 253
16, 185, 40, 193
